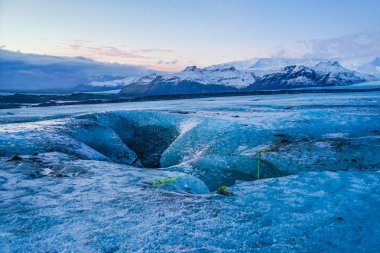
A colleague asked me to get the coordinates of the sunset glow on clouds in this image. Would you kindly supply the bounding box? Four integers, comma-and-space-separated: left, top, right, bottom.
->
59, 40, 184, 71
1, 0, 379, 71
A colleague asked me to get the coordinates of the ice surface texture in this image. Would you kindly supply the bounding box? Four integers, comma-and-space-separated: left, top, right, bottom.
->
0, 91, 380, 252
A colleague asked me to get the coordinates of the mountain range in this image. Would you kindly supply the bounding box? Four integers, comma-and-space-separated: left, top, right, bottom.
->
118, 60, 376, 96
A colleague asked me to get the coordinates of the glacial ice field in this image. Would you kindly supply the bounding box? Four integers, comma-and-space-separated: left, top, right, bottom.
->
0, 91, 380, 252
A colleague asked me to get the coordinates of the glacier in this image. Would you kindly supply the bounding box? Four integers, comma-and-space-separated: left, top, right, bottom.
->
0, 91, 380, 252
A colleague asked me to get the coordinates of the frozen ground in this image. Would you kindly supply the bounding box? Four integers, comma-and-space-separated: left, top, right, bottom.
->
0, 91, 380, 252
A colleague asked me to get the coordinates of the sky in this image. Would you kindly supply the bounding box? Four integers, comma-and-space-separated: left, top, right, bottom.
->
1, 0, 379, 70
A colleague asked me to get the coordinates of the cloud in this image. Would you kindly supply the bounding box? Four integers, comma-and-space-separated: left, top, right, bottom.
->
157, 59, 178, 65
56, 40, 181, 70
133, 48, 174, 54
63, 40, 174, 59
299, 32, 380, 59
0, 49, 154, 91
67, 42, 147, 59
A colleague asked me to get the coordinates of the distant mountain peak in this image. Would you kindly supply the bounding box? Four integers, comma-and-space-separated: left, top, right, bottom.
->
316, 61, 342, 68
282, 65, 297, 71
183, 66, 201, 72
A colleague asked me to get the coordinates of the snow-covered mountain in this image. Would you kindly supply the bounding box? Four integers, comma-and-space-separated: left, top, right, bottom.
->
120, 66, 257, 96
120, 60, 376, 96
86, 73, 164, 87
249, 61, 374, 90
208, 57, 380, 77
175, 66, 257, 88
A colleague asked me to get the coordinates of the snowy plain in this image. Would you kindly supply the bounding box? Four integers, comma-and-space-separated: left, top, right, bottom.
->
0, 91, 380, 252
